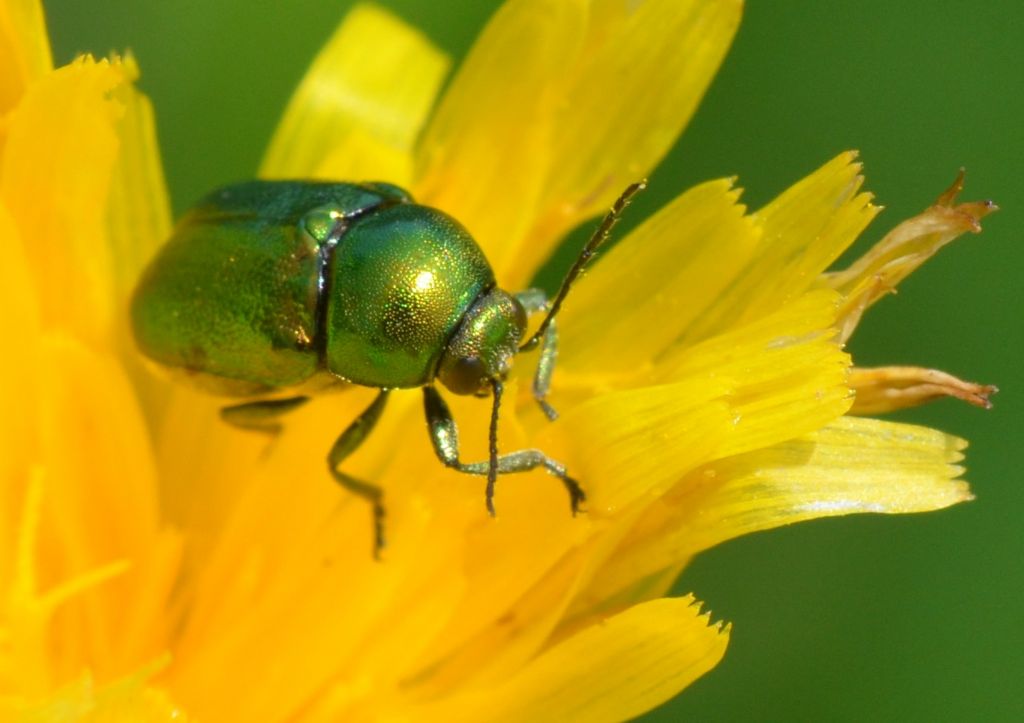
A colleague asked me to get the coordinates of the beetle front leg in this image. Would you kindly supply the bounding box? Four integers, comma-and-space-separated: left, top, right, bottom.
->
327, 390, 390, 559
221, 396, 311, 435
515, 289, 559, 421
422, 386, 585, 517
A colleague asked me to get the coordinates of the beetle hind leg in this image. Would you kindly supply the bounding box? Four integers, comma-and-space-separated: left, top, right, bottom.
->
220, 396, 311, 435
327, 390, 390, 559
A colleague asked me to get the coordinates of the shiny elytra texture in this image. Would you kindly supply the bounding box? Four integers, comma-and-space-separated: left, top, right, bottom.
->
131, 180, 494, 395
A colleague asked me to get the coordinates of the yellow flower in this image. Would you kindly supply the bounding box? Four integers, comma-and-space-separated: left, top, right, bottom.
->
0, 0, 996, 721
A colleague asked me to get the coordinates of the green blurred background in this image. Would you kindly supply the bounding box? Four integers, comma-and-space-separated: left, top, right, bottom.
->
45, 1, 1022, 720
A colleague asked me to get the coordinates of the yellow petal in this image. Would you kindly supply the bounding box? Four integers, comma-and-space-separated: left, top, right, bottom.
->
400, 596, 728, 723
683, 415, 972, 551
415, 0, 588, 273
159, 393, 458, 719
562, 557, 687, 633
556, 178, 759, 377
28, 334, 164, 682
1, 57, 130, 343
680, 152, 878, 345
105, 54, 171, 314
0, 0, 51, 113
417, 0, 742, 285
567, 292, 851, 609
657, 290, 852, 455
826, 169, 996, 342
395, 544, 595, 704
588, 415, 970, 606
103, 54, 175, 425
552, 288, 851, 516
1, 659, 187, 722
309, 126, 415, 186
0, 204, 39, 557
515, 0, 743, 284
260, 4, 450, 183
162, 385, 599, 720
4, 472, 132, 696
556, 379, 734, 514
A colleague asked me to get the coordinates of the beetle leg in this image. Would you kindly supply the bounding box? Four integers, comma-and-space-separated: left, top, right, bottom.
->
515, 289, 559, 421
515, 287, 548, 312
423, 385, 585, 517
531, 318, 559, 420
327, 390, 390, 559
220, 396, 310, 435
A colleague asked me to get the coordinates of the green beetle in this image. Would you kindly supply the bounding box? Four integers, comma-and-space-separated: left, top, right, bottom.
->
132, 179, 642, 556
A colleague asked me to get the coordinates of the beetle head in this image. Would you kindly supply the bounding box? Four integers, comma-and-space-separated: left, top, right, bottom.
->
438, 288, 527, 396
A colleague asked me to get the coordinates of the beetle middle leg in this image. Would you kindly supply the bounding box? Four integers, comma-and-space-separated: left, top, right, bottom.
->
423, 385, 585, 517
515, 288, 559, 421
221, 396, 311, 434
327, 390, 390, 558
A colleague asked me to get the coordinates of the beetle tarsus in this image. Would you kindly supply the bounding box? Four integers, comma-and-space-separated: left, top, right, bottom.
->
564, 475, 586, 516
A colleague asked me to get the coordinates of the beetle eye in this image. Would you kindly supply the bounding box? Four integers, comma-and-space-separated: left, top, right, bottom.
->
445, 356, 486, 395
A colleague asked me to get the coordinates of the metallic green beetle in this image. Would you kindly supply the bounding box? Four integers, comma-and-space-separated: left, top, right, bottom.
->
132, 179, 642, 556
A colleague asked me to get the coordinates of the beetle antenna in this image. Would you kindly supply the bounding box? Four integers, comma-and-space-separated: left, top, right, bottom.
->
486, 378, 503, 516
520, 180, 646, 351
